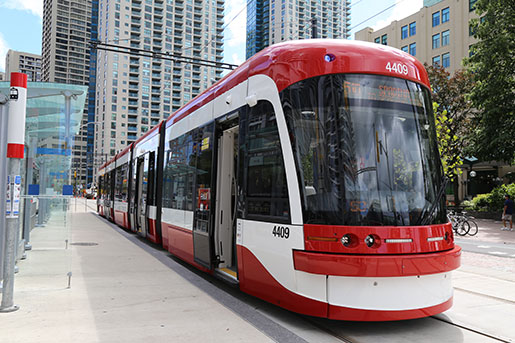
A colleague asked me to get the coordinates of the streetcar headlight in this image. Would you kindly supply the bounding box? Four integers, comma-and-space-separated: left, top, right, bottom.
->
340, 233, 358, 248
365, 234, 381, 248
324, 53, 336, 62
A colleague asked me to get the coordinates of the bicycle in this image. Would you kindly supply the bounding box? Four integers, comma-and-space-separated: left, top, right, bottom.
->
448, 210, 469, 236
462, 211, 478, 236
447, 210, 478, 236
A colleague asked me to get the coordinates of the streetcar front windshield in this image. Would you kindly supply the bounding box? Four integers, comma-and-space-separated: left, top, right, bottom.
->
281, 74, 446, 226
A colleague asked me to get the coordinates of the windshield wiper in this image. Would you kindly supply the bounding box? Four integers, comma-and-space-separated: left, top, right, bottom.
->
417, 176, 448, 226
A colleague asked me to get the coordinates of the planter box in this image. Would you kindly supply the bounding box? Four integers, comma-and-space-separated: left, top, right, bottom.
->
464, 211, 501, 220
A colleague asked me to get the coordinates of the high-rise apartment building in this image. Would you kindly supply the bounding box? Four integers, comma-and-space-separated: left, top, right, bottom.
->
95, 0, 224, 159
5, 50, 42, 82
246, 0, 351, 59
42, 0, 96, 186
355, 0, 480, 75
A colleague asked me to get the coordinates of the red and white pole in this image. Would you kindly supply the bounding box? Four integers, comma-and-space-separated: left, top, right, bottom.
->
1, 72, 27, 313
6, 73, 27, 159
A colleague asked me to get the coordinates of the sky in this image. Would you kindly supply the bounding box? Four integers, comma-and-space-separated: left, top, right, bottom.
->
0, 0, 423, 73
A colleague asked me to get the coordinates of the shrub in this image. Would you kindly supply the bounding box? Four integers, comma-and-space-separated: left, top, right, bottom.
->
469, 183, 515, 212
471, 193, 490, 211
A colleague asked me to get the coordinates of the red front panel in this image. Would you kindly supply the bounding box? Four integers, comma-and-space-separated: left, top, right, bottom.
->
304, 223, 454, 254
293, 246, 461, 277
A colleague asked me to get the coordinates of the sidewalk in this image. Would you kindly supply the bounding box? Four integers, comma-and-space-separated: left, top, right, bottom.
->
0, 199, 272, 343
457, 217, 515, 245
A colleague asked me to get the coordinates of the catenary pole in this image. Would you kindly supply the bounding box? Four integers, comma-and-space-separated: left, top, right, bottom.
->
0, 92, 9, 286
1, 72, 27, 313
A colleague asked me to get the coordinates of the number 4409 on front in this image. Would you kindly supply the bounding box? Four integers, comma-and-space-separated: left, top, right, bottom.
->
386, 62, 409, 75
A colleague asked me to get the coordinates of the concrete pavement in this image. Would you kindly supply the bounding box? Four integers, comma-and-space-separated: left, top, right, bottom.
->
0, 199, 273, 343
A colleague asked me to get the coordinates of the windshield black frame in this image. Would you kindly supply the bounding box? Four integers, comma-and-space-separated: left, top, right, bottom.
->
281, 73, 446, 226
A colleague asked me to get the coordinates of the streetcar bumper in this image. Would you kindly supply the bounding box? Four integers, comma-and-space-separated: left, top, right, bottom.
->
293, 246, 461, 277
292, 246, 460, 321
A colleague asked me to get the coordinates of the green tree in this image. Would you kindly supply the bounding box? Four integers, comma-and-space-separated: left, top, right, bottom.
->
466, 0, 515, 162
426, 64, 475, 205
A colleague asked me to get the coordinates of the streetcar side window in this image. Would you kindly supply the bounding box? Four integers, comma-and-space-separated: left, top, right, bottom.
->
162, 132, 195, 211
114, 163, 129, 202
239, 100, 290, 223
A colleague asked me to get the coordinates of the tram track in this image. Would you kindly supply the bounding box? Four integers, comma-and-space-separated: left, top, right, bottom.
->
430, 316, 512, 343
454, 286, 515, 305
293, 315, 357, 343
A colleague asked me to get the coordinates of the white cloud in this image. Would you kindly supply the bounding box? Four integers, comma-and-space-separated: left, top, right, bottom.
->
372, 0, 423, 31
225, 0, 246, 48
0, 33, 9, 72
0, 0, 43, 19
231, 52, 243, 65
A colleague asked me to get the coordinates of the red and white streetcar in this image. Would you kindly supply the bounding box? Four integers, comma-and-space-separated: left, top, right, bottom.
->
98, 40, 461, 321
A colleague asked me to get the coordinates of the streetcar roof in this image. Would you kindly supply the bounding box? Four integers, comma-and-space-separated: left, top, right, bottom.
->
117, 143, 133, 158
164, 39, 430, 129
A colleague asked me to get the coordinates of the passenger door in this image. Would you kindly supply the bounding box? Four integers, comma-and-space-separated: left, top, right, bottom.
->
136, 156, 147, 236
193, 123, 215, 268
214, 115, 239, 277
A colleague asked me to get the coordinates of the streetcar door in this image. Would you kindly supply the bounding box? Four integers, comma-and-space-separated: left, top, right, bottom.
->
136, 156, 147, 236
214, 122, 239, 280
128, 158, 137, 232
193, 123, 215, 268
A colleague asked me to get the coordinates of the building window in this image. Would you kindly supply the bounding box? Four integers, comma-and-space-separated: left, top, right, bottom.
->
432, 12, 440, 27
442, 53, 450, 68
401, 25, 408, 39
409, 22, 416, 36
381, 34, 387, 45
432, 55, 441, 65
442, 30, 450, 46
442, 7, 450, 23
409, 43, 416, 56
401, 46, 409, 53
374, 37, 380, 44
432, 33, 440, 49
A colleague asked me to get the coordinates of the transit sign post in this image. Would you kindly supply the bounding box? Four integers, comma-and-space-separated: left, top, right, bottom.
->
0, 72, 27, 313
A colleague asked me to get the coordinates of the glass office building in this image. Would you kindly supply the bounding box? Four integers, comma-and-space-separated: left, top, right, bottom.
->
246, 0, 351, 59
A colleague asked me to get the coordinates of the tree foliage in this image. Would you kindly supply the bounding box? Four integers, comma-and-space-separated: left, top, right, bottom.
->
434, 104, 461, 180
466, 0, 515, 162
425, 64, 475, 180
